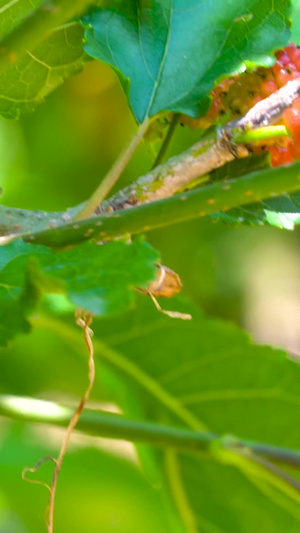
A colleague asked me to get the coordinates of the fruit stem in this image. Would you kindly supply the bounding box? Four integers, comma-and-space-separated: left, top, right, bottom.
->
232, 125, 289, 144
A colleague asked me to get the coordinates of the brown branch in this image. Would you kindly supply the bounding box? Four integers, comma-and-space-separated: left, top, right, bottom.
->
96, 77, 300, 214
226, 77, 300, 130
2, 76, 300, 238
95, 136, 247, 214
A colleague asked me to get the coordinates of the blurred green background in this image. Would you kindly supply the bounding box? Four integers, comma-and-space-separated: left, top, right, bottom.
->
2, 19, 300, 531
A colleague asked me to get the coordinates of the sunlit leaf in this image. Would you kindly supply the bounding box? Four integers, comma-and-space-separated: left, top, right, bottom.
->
83, 0, 291, 122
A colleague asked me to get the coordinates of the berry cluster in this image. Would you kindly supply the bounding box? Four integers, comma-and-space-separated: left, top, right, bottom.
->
188, 44, 300, 167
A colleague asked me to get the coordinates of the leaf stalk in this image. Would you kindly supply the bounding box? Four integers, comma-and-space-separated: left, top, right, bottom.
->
2, 394, 300, 470
73, 118, 149, 221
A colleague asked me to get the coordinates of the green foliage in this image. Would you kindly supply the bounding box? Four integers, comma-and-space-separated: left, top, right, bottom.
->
0, 0, 41, 39
0, 422, 175, 533
89, 300, 300, 532
1, 1, 300, 532
211, 204, 300, 230
83, 0, 291, 123
8, 300, 299, 532
264, 192, 300, 214
0, 238, 159, 345
0, 0, 87, 119
210, 156, 300, 229
0, 23, 86, 119
94, 300, 300, 449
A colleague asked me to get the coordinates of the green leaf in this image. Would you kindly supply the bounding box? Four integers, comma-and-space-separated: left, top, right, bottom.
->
82, 300, 300, 532
209, 156, 300, 229
0, 0, 87, 119
0, 21, 86, 119
93, 301, 300, 448
83, 0, 291, 123
0, 238, 159, 345
211, 205, 300, 230
262, 192, 300, 214
0, 0, 41, 40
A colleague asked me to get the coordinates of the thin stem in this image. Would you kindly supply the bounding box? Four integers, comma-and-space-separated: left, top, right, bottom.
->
47, 311, 95, 533
2, 394, 300, 470
24, 160, 300, 247
73, 118, 149, 221
152, 113, 181, 168
0, 0, 92, 76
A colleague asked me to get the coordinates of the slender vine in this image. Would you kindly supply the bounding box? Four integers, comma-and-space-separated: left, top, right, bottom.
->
22, 311, 95, 533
